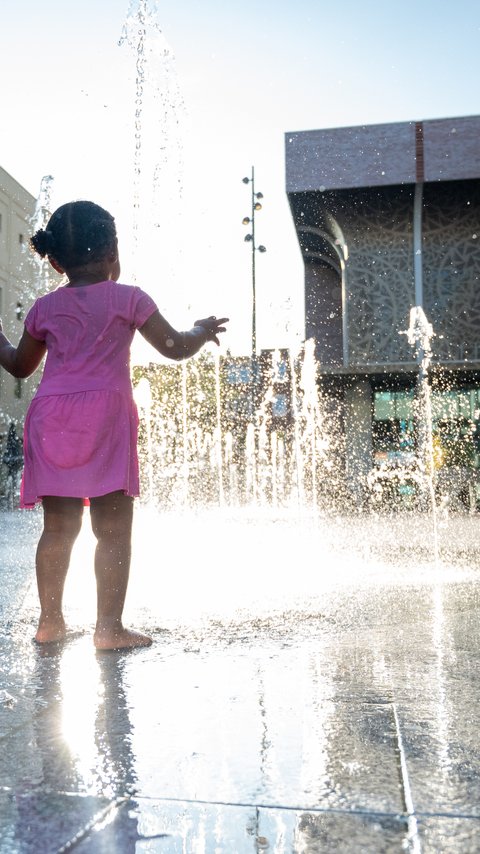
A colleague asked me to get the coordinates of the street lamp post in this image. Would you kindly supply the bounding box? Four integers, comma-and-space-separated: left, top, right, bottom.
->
242, 167, 266, 360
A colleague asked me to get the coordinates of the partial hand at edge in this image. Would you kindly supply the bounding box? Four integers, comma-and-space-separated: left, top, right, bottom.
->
193, 315, 229, 346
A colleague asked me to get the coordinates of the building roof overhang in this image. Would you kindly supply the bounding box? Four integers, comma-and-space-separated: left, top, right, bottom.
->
286, 114, 480, 194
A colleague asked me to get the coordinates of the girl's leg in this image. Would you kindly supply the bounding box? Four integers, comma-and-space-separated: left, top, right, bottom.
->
35, 496, 84, 643
89, 491, 152, 650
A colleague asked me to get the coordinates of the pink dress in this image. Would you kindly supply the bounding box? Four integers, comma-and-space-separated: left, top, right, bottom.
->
21, 280, 157, 507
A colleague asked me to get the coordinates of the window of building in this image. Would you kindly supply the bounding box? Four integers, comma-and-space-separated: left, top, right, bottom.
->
374, 390, 414, 422
270, 352, 289, 382
272, 393, 288, 417
373, 391, 416, 463
227, 364, 252, 384
373, 387, 480, 470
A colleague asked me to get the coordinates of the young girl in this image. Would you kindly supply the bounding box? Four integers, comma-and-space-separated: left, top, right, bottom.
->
0, 200, 228, 650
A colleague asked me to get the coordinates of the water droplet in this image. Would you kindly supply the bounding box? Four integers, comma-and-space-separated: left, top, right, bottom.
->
0, 690, 16, 708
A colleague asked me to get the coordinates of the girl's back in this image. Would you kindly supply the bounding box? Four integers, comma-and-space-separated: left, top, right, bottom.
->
27, 280, 156, 398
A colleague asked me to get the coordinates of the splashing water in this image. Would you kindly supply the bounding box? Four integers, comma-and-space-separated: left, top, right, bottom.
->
405, 307, 436, 494
117, 3, 342, 518
133, 342, 342, 517
30, 175, 54, 237
406, 305, 434, 378
28, 175, 55, 298
120, 3, 464, 581
406, 306, 439, 561
119, 0, 186, 284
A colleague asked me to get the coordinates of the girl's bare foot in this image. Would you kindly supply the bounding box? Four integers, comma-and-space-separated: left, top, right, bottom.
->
35, 614, 67, 644
94, 623, 153, 650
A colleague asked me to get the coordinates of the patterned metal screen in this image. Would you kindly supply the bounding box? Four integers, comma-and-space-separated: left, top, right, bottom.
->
423, 181, 480, 363
345, 187, 415, 365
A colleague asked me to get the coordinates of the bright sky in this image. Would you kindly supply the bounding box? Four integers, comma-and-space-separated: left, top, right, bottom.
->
1, 0, 479, 355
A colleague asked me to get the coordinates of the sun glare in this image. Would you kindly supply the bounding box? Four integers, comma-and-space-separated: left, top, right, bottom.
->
60, 644, 102, 789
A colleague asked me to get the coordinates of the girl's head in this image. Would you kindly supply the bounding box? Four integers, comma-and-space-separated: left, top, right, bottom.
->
30, 201, 117, 272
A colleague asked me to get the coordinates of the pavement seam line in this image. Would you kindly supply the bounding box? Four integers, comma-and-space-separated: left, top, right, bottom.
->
392, 702, 422, 853
130, 794, 414, 820
55, 796, 129, 853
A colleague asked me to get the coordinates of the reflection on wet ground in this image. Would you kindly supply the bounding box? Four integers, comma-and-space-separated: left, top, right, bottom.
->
1, 507, 480, 851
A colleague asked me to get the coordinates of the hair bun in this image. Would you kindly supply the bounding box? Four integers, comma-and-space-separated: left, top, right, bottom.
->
30, 228, 55, 258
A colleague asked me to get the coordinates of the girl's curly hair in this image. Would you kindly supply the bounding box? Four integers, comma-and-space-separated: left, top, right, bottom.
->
30, 201, 116, 269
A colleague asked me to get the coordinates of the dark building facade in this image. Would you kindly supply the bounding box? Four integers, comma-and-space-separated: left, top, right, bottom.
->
285, 115, 480, 506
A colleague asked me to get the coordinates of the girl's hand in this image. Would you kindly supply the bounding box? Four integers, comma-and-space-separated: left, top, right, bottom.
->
140, 310, 228, 361
194, 316, 229, 346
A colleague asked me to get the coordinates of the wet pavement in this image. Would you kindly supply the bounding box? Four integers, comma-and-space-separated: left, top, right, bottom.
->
1, 506, 480, 852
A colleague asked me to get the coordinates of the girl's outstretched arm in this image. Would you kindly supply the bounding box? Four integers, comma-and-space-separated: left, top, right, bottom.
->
139, 310, 228, 360
0, 321, 46, 378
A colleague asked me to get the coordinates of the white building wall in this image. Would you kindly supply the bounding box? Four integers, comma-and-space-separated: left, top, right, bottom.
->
0, 166, 39, 442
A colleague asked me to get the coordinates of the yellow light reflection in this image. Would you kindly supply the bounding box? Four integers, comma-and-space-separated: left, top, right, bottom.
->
60, 643, 102, 789
431, 585, 452, 775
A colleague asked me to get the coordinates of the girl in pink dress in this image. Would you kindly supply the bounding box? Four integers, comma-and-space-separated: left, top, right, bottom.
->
0, 201, 228, 649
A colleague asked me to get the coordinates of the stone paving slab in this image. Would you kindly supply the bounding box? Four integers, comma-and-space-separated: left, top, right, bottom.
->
0, 792, 114, 854
1, 507, 480, 851
73, 799, 410, 853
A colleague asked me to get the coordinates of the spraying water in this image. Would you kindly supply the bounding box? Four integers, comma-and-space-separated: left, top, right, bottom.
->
119, 0, 185, 285
405, 305, 439, 563
118, 2, 464, 538
27, 175, 55, 299
133, 342, 339, 515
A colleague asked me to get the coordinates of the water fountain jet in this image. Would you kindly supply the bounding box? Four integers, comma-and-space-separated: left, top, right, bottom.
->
405, 306, 439, 560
